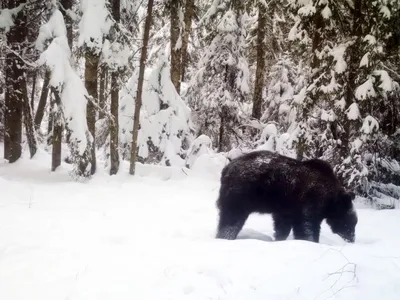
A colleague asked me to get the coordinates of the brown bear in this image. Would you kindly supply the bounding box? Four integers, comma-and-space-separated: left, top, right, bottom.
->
215, 150, 357, 243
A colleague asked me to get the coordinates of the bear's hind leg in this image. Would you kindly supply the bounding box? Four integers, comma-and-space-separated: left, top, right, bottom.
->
216, 208, 249, 240
312, 222, 321, 243
273, 214, 292, 241
292, 215, 320, 243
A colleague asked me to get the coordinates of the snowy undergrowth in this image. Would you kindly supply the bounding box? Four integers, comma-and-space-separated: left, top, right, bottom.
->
0, 148, 400, 300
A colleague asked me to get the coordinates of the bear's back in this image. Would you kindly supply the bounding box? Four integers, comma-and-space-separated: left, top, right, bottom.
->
221, 150, 302, 183
301, 158, 340, 185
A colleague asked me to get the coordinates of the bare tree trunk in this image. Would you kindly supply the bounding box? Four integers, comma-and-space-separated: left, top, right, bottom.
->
34, 70, 50, 130
22, 81, 37, 158
129, 0, 154, 175
61, 0, 73, 146
99, 65, 107, 120
61, 0, 73, 49
85, 50, 99, 175
180, 0, 194, 82
252, 1, 267, 120
109, 0, 121, 175
4, 0, 27, 163
170, 0, 181, 93
47, 95, 54, 145
51, 103, 62, 171
49, 88, 62, 171
30, 71, 37, 112
110, 72, 119, 175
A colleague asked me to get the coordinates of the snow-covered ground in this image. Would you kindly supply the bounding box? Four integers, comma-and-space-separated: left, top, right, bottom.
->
1, 150, 400, 300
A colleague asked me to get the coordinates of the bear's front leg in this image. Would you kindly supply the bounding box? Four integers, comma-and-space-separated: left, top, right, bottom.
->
216, 208, 249, 240
292, 214, 320, 243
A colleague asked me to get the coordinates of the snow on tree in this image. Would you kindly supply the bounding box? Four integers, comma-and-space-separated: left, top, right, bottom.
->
0, 3, 24, 31
78, 0, 114, 174
286, 0, 400, 206
261, 54, 297, 132
189, 1, 249, 152
36, 8, 93, 178
78, 0, 112, 53
119, 53, 193, 167
184, 134, 212, 169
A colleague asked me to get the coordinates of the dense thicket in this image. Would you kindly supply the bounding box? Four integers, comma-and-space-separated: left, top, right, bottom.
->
0, 0, 399, 207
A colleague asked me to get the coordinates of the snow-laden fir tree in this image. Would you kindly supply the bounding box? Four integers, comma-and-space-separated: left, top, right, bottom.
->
36, 7, 93, 178
119, 53, 193, 167
252, 54, 308, 158
189, 0, 250, 152
261, 54, 298, 132
288, 0, 400, 205
339, 0, 400, 205
78, 0, 113, 174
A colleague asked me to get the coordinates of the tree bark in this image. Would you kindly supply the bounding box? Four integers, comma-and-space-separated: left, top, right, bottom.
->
129, 0, 154, 175
85, 50, 99, 175
61, 0, 73, 146
49, 88, 62, 171
99, 65, 107, 120
4, 0, 27, 163
30, 70, 37, 112
60, 0, 74, 49
22, 80, 37, 158
47, 95, 54, 145
109, 0, 121, 175
51, 107, 62, 171
110, 72, 119, 175
34, 70, 50, 131
180, 0, 194, 82
252, 1, 267, 120
170, 0, 181, 93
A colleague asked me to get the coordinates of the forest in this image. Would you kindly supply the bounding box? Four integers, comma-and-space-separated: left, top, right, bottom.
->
2, 1, 400, 299
1, 0, 400, 207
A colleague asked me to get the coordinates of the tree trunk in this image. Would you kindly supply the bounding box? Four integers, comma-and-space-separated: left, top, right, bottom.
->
110, 72, 120, 175
180, 0, 194, 82
252, 1, 267, 120
61, 0, 73, 146
99, 65, 107, 120
170, 0, 181, 93
4, 0, 27, 163
60, 0, 75, 145
52, 88, 91, 176
85, 50, 99, 175
47, 95, 54, 145
30, 70, 37, 112
49, 88, 62, 171
129, 0, 154, 175
34, 70, 50, 131
61, 0, 74, 49
22, 80, 37, 158
109, 0, 121, 175
51, 104, 62, 171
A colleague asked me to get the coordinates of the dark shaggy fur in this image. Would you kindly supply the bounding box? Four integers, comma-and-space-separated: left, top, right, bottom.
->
216, 150, 358, 243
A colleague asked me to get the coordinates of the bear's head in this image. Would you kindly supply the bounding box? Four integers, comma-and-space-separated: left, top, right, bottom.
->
326, 190, 357, 243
